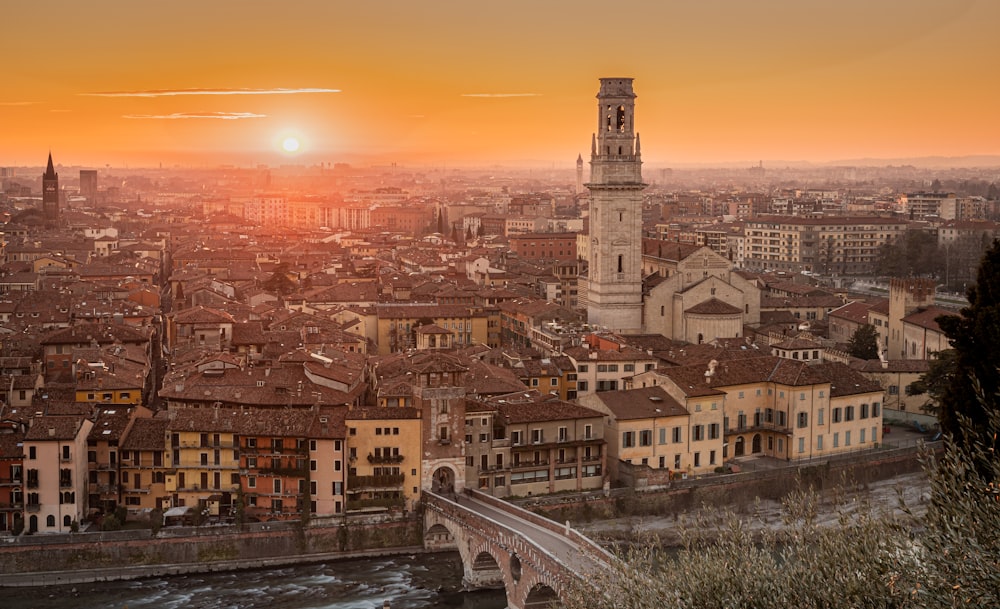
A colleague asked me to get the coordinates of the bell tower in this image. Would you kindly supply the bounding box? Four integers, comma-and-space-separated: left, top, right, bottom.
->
42, 152, 59, 222
586, 78, 646, 333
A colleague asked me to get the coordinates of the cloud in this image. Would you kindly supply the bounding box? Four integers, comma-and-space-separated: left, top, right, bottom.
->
123, 112, 267, 120
460, 93, 541, 98
0, 101, 39, 106
83, 87, 339, 98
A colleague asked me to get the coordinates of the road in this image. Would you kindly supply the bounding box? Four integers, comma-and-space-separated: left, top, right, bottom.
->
459, 494, 609, 578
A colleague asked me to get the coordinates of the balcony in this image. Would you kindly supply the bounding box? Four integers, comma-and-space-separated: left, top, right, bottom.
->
0, 476, 22, 486
348, 474, 405, 490
511, 459, 549, 471
346, 496, 405, 511
25, 503, 41, 512
367, 453, 404, 465
725, 421, 792, 436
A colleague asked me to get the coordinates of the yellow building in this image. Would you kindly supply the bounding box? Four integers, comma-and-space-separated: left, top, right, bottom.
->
163, 409, 243, 517
580, 385, 696, 478
120, 417, 171, 513
345, 406, 422, 512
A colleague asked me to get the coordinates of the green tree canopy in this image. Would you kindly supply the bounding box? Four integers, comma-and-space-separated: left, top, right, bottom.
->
906, 349, 957, 416
846, 324, 880, 360
935, 238, 1000, 472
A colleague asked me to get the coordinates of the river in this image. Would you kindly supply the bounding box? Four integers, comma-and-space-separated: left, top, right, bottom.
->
2, 552, 508, 609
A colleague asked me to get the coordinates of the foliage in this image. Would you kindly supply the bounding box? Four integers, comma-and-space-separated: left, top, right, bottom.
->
150, 508, 163, 535
847, 324, 880, 360
906, 349, 957, 416
262, 262, 297, 296
916, 399, 1000, 607
935, 238, 1000, 468
100, 513, 122, 531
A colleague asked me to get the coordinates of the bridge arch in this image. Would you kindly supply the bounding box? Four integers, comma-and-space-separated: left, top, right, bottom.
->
524, 583, 560, 609
423, 492, 600, 609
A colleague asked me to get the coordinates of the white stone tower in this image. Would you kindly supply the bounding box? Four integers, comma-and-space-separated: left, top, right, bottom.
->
586, 78, 646, 333
575, 153, 584, 194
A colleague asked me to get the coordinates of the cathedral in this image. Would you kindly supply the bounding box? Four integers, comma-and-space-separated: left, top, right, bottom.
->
584, 79, 759, 343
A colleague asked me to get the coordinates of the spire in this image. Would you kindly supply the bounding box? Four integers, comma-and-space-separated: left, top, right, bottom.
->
45, 152, 55, 177
635, 133, 641, 156
577, 153, 583, 164
591, 134, 596, 156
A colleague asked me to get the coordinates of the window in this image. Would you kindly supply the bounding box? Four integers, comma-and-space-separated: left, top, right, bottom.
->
860, 403, 870, 419
577, 381, 588, 392
692, 425, 704, 441
693, 453, 701, 468
511, 431, 523, 446
797, 412, 808, 428
531, 429, 544, 444
873, 403, 881, 417
889, 385, 899, 395
709, 423, 720, 440
29, 446, 36, 460
845, 431, 852, 446
860, 428, 867, 443
659, 428, 666, 444
672, 427, 682, 443
584, 424, 593, 439
817, 435, 824, 450
558, 427, 568, 442
845, 406, 855, 422
577, 364, 588, 373
798, 438, 805, 453
623, 364, 635, 372
832, 408, 842, 423
639, 430, 652, 446
817, 408, 825, 426
248, 476, 256, 488
622, 431, 635, 448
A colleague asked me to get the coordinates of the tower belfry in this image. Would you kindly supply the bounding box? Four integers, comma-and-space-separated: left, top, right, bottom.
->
42, 152, 60, 222
586, 78, 646, 332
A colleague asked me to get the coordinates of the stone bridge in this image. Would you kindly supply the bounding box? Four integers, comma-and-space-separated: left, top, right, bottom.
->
423, 489, 614, 609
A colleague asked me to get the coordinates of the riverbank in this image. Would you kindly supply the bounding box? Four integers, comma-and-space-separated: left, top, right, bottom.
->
0, 545, 428, 588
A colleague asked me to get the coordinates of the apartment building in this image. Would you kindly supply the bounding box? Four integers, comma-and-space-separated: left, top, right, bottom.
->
742, 216, 908, 275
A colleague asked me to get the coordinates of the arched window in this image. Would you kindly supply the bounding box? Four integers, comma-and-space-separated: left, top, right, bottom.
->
617, 255, 624, 273
46, 515, 56, 528
64, 515, 72, 527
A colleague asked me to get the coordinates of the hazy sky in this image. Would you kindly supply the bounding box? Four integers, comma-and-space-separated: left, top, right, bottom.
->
2, 0, 997, 168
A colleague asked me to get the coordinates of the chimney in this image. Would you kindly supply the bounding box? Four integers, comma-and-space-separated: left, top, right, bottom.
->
48, 427, 56, 437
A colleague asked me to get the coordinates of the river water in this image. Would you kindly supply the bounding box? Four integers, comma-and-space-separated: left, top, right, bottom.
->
3, 552, 508, 609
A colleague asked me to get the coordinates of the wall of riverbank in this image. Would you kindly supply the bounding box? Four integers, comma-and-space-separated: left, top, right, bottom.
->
0, 514, 423, 586
513, 442, 935, 523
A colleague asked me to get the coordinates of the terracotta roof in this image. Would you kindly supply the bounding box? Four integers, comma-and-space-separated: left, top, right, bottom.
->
495, 397, 602, 424
25, 415, 87, 441
828, 301, 874, 324
903, 306, 954, 332
591, 386, 689, 420
685, 298, 743, 315
121, 417, 169, 451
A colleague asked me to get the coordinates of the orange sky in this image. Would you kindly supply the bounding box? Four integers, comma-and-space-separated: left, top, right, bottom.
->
2, 1, 998, 168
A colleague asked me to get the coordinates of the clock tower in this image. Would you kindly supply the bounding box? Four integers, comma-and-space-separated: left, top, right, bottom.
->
586, 78, 646, 333
42, 153, 59, 222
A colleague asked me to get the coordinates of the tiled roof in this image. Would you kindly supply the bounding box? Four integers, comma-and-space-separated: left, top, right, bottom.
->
685, 298, 743, 315
591, 386, 689, 420
121, 417, 169, 451
495, 397, 602, 424
25, 415, 87, 441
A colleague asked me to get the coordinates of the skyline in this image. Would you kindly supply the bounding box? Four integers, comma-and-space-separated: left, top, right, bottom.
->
2, 1, 998, 168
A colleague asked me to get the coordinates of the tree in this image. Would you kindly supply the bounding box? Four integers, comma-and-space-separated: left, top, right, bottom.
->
847, 324, 880, 360
906, 349, 957, 416
935, 238, 1000, 473
262, 262, 297, 296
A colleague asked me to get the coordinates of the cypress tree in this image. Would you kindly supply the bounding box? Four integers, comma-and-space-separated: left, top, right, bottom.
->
935, 238, 1000, 475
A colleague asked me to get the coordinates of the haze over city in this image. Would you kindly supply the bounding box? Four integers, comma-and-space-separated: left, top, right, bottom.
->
3, 0, 999, 168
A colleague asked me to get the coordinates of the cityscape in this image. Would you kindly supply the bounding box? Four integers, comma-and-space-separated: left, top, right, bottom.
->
1, 2, 998, 608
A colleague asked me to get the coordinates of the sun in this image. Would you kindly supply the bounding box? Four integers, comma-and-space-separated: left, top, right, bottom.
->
281, 136, 301, 153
